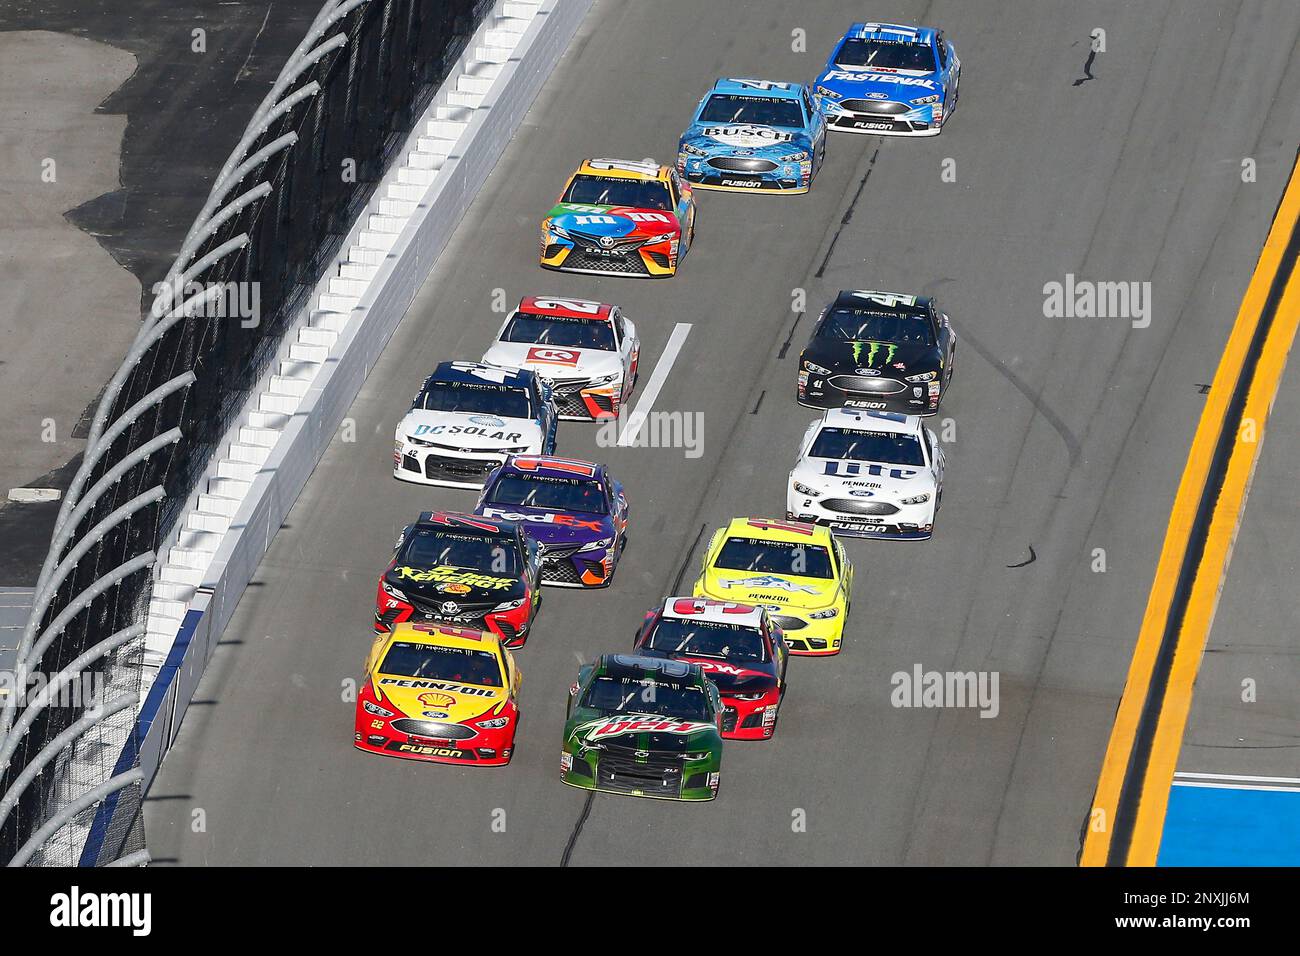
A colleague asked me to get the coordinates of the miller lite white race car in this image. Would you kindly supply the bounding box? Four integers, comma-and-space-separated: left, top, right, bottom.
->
481, 296, 639, 421
787, 408, 945, 540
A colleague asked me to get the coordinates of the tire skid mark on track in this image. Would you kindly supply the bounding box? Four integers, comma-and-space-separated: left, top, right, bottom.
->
814, 148, 879, 279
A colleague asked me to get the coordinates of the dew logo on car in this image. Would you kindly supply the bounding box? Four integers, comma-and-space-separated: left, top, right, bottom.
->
694, 661, 768, 679
524, 347, 581, 366
393, 565, 516, 590
478, 507, 603, 532
577, 715, 714, 741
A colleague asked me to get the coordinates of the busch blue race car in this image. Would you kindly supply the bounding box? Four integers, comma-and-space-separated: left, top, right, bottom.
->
814, 22, 960, 136
677, 78, 826, 193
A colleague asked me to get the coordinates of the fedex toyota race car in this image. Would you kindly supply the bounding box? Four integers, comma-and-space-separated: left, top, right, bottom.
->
798, 290, 956, 414
561, 654, 724, 801
475, 455, 628, 588
634, 598, 788, 740
787, 409, 945, 540
355, 622, 521, 766
540, 158, 696, 278
393, 361, 557, 488
480, 296, 639, 421
374, 511, 542, 647
677, 78, 826, 193
693, 518, 853, 656
814, 22, 960, 136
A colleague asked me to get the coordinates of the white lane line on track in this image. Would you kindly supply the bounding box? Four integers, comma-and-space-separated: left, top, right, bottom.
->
617, 322, 691, 447
1173, 771, 1300, 792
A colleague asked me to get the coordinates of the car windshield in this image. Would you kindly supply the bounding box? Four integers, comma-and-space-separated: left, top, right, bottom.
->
811, 427, 926, 466
819, 307, 934, 345
698, 94, 804, 129
715, 537, 834, 579
401, 530, 521, 576
581, 675, 711, 722
561, 174, 671, 210
378, 641, 503, 687
417, 380, 532, 419
501, 311, 616, 350
486, 475, 608, 515
835, 38, 936, 72
644, 618, 766, 663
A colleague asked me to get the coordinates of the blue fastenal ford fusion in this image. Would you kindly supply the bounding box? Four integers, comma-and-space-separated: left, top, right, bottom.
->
677, 79, 826, 194
814, 22, 960, 137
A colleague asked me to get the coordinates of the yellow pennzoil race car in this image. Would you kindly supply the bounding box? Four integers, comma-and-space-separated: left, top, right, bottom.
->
354, 622, 521, 766
540, 158, 696, 278
692, 518, 853, 656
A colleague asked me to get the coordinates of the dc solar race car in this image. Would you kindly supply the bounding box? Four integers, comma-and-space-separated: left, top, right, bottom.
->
561, 654, 724, 801
798, 290, 956, 415
393, 361, 557, 488
677, 78, 826, 193
374, 511, 542, 647
355, 622, 521, 766
693, 518, 853, 657
787, 409, 945, 540
480, 296, 639, 421
475, 455, 628, 588
634, 597, 788, 740
814, 22, 960, 136
540, 158, 696, 278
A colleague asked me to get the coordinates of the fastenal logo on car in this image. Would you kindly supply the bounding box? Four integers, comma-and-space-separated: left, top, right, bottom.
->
49, 886, 151, 936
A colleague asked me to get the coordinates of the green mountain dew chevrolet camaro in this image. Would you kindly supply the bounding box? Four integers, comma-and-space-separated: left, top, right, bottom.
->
561, 654, 724, 801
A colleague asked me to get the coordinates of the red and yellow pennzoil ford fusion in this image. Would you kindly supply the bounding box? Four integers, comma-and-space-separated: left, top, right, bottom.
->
692, 518, 853, 656
540, 159, 696, 278
355, 622, 521, 766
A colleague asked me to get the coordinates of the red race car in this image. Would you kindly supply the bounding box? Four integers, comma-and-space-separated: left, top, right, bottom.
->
374, 511, 542, 648
633, 597, 788, 740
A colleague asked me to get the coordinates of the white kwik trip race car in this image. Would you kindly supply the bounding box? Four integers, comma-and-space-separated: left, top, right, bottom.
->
393, 361, 558, 488
480, 296, 639, 421
786, 408, 944, 540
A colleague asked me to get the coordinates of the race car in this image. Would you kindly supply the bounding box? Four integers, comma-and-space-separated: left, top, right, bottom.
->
814, 22, 960, 136
693, 518, 852, 657
374, 511, 542, 647
787, 409, 945, 540
475, 455, 628, 588
633, 597, 788, 740
798, 290, 956, 415
355, 622, 521, 766
480, 296, 639, 421
393, 361, 557, 488
561, 654, 724, 801
540, 158, 696, 278
676, 78, 826, 193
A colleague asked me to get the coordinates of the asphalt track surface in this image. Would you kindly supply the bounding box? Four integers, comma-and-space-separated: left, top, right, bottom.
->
145, 0, 1300, 865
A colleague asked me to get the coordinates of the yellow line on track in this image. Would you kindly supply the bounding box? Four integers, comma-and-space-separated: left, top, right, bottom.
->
1082, 153, 1300, 867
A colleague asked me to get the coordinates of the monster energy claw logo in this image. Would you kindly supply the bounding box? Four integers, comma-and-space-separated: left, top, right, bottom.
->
851, 341, 897, 366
